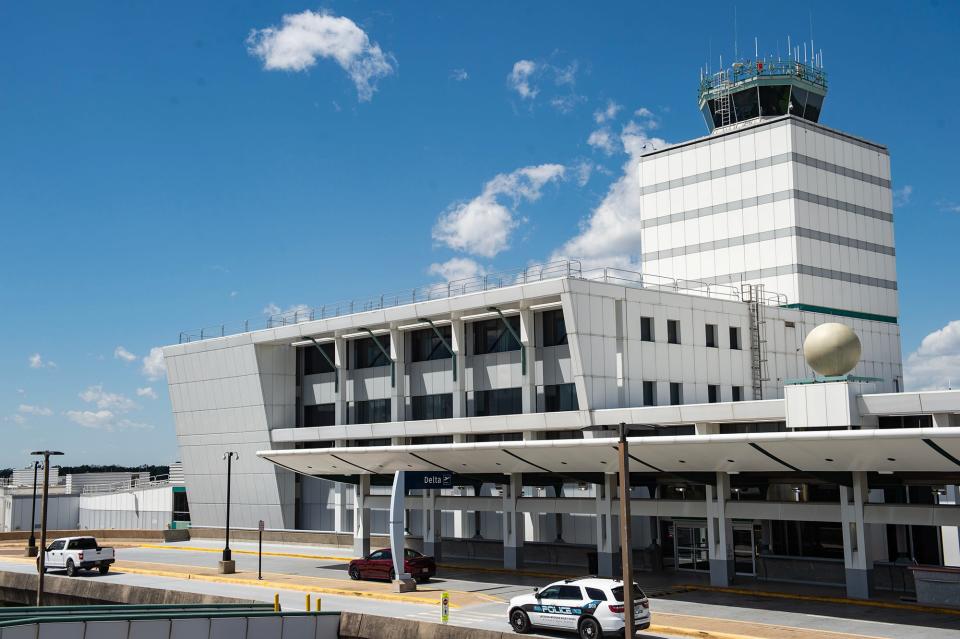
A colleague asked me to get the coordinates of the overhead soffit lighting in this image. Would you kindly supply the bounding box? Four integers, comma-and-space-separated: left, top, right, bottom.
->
527, 301, 563, 311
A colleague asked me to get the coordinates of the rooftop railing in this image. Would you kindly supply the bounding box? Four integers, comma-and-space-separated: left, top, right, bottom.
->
698, 59, 828, 102
178, 259, 788, 344
79, 474, 176, 496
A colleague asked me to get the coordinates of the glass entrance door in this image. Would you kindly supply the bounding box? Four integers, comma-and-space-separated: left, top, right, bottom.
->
675, 524, 708, 571
733, 526, 756, 576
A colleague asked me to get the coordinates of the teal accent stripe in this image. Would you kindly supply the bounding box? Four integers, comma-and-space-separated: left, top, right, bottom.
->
781, 303, 897, 324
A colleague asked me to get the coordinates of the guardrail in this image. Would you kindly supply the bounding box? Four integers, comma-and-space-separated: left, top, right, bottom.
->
80, 474, 176, 496
178, 259, 790, 344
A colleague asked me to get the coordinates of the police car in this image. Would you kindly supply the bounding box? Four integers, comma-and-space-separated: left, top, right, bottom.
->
508, 577, 650, 638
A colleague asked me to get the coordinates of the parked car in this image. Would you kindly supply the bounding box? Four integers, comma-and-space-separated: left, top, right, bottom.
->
508, 577, 650, 639
348, 548, 436, 583
38, 536, 115, 577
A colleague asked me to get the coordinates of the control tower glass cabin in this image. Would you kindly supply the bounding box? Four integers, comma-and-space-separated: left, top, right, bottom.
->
698, 59, 827, 132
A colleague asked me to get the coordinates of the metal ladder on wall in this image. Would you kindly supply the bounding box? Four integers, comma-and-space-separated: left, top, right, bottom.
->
714, 70, 733, 128
742, 284, 768, 400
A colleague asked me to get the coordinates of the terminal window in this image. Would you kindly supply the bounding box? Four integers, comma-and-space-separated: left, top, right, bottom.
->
472, 388, 522, 417
473, 316, 521, 354
729, 327, 742, 350
667, 319, 681, 344
541, 309, 568, 347
669, 382, 683, 405
410, 326, 451, 362
640, 317, 654, 342
411, 393, 453, 420
304, 342, 335, 375
708, 384, 719, 403
643, 381, 656, 406
304, 403, 335, 427
543, 383, 578, 412
705, 324, 718, 348
353, 335, 391, 369
353, 398, 391, 424
732, 386, 744, 401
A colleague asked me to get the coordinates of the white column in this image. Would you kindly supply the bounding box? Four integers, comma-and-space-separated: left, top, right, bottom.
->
933, 413, 953, 428
451, 318, 466, 418
694, 422, 719, 435
333, 482, 347, 534
841, 471, 872, 599
390, 328, 405, 422
706, 472, 733, 586
503, 474, 524, 569
595, 474, 616, 577
941, 486, 960, 567
422, 489, 442, 561
520, 309, 536, 413
353, 474, 371, 558
334, 336, 348, 426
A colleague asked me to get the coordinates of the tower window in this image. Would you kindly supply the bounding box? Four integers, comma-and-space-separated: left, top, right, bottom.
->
708, 385, 720, 404
667, 320, 681, 345
729, 327, 742, 350
643, 381, 656, 407
732, 386, 744, 402
705, 324, 718, 348
640, 317, 654, 342
670, 383, 683, 406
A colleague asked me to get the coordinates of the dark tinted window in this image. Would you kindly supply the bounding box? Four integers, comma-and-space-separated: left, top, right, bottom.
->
473, 316, 520, 354
705, 324, 718, 348
538, 586, 560, 599
670, 382, 683, 405
473, 388, 522, 417
640, 317, 654, 342
544, 384, 578, 412
557, 586, 583, 600
404, 549, 423, 559
49, 540, 65, 551
804, 92, 824, 122
411, 394, 453, 420
354, 399, 391, 424
541, 310, 568, 347
354, 335, 390, 369
474, 432, 523, 442
708, 384, 719, 403
789, 87, 809, 118
732, 87, 760, 121
729, 327, 742, 350
759, 85, 791, 117
643, 381, 656, 406
304, 403, 335, 427
667, 320, 680, 344
732, 386, 743, 402
611, 584, 645, 602
411, 327, 451, 362
585, 587, 607, 601
304, 343, 335, 375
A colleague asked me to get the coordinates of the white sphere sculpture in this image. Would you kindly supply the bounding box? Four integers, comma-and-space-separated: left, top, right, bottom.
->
803, 323, 862, 377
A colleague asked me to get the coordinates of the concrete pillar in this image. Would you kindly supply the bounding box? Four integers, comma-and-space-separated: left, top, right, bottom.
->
422, 489, 442, 561
503, 474, 524, 569
390, 328, 406, 422
333, 482, 347, 534
595, 474, 616, 577
353, 474, 371, 558
706, 472, 733, 586
451, 318, 466, 418
334, 336, 348, 425
933, 413, 953, 428
694, 422, 719, 435
841, 471, 872, 599
940, 486, 960, 567
520, 309, 536, 414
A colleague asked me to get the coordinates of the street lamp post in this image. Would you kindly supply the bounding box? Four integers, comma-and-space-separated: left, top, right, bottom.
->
30, 450, 63, 606
617, 423, 636, 639
24, 461, 40, 557
219, 452, 238, 574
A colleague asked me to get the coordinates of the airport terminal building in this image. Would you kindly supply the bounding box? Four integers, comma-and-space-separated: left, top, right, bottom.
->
163, 58, 960, 599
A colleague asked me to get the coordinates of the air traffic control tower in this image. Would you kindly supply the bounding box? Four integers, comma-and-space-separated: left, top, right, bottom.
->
638, 57, 899, 336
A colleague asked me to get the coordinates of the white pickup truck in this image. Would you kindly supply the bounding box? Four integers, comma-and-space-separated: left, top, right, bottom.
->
38, 536, 115, 577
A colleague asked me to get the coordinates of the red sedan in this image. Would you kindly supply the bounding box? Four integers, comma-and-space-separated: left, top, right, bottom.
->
348, 548, 436, 583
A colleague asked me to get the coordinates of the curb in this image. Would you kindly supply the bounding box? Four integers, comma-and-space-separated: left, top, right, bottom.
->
649, 625, 764, 639
680, 583, 960, 617
138, 544, 353, 562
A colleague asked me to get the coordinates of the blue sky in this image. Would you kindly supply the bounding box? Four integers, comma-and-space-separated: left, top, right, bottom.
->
2, 1, 960, 468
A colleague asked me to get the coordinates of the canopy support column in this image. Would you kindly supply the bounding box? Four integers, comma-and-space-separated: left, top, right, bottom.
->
596, 473, 616, 577
503, 474, 524, 570
353, 474, 370, 558
423, 488, 442, 562
841, 471, 872, 599
707, 471, 733, 586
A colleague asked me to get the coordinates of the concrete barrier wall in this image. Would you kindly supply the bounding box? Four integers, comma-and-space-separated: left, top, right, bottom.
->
0, 529, 168, 543
340, 612, 510, 639
0, 570, 256, 606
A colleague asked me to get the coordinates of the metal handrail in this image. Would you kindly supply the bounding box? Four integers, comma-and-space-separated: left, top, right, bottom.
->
699, 59, 828, 103
178, 259, 789, 344
79, 474, 172, 496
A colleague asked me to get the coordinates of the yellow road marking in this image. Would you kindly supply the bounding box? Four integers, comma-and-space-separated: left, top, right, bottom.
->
138, 544, 353, 562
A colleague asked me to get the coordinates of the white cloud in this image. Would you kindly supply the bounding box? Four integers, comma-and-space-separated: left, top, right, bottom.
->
573, 160, 595, 187
893, 185, 913, 207
594, 100, 622, 124
587, 128, 617, 155
262, 302, 311, 319
136, 387, 158, 400
28, 353, 55, 369
65, 409, 152, 432
6, 414, 26, 425
79, 385, 136, 412
634, 106, 654, 118
113, 346, 136, 362
18, 404, 52, 416
450, 68, 469, 82
508, 60, 538, 99
904, 320, 960, 391
247, 10, 396, 102
433, 164, 566, 258
428, 258, 486, 282
552, 61, 578, 87
550, 94, 586, 114
552, 118, 668, 268
141, 347, 167, 381
940, 201, 960, 214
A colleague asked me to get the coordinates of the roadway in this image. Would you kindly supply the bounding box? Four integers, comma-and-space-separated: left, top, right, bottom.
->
2, 538, 959, 639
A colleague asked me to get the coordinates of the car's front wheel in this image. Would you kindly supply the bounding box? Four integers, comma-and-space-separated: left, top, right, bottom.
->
578, 617, 602, 639
509, 608, 531, 634
348, 565, 361, 580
